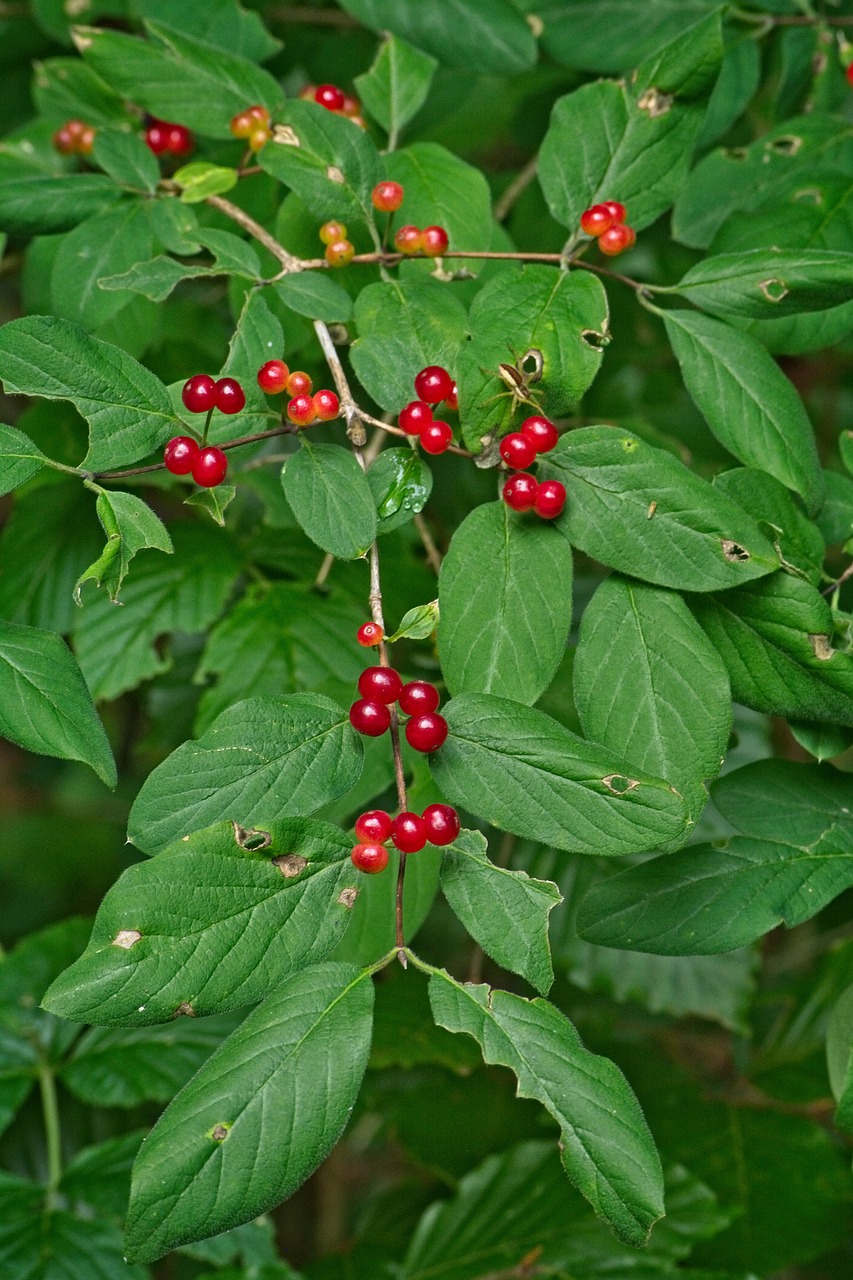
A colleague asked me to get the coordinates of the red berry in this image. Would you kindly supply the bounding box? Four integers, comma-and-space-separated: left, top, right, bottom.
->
164, 435, 199, 475
313, 389, 340, 421
145, 124, 168, 154
349, 699, 391, 736
598, 224, 636, 257
53, 125, 77, 154
315, 84, 345, 111
372, 181, 404, 212
390, 812, 428, 854
405, 711, 448, 753
320, 220, 347, 246
214, 377, 245, 414
257, 359, 290, 394
192, 446, 228, 488
78, 126, 95, 155
499, 433, 537, 470
394, 225, 423, 255
422, 803, 460, 847
357, 622, 384, 647
182, 374, 217, 414
231, 105, 270, 138
534, 479, 566, 520
398, 400, 433, 435
398, 680, 439, 715
421, 225, 449, 257
420, 420, 453, 455
502, 473, 539, 512
166, 125, 193, 156
414, 366, 453, 404
358, 665, 403, 704
580, 204, 614, 237
351, 842, 389, 873
848, 62, 853, 88
520, 415, 559, 454
325, 239, 355, 268
287, 370, 313, 397
444, 381, 458, 412
354, 810, 393, 843
601, 200, 626, 224
340, 93, 361, 118
287, 394, 317, 427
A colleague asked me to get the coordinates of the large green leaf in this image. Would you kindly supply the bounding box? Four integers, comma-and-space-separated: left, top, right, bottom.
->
0, 423, 45, 497
439, 830, 561, 995
0, 619, 116, 786
668, 249, 853, 318
0, 171, 121, 235
713, 467, 825, 585
429, 693, 691, 855
128, 693, 363, 854
124, 964, 374, 1262
0, 315, 179, 470
337, 0, 536, 73
101, 230, 262, 304
32, 56, 129, 125
43, 818, 359, 1024
438, 500, 573, 706
537, 0, 718, 74
662, 310, 824, 513
75, 488, 173, 604
385, 143, 495, 270
713, 758, 853, 848
354, 34, 437, 139
539, 428, 779, 591
91, 129, 160, 193
427, 969, 665, 1246
281, 442, 377, 560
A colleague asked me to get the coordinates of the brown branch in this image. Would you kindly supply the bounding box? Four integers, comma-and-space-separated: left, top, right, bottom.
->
494, 154, 540, 223
822, 559, 853, 597
414, 513, 442, 575
205, 193, 301, 273
92, 423, 294, 479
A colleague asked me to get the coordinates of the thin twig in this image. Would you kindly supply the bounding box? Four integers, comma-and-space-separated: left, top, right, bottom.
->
822, 559, 853, 597
92, 423, 294, 480
414, 513, 442, 575
314, 551, 335, 589
494, 154, 540, 222
313, 319, 367, 447
264, 4, 359, 26
206, 194, 302, 273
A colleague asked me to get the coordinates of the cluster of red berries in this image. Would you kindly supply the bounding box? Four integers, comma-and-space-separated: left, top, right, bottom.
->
52, 119, 95, 155
579, 200, 635, 257
162, 374, 247, 487
319, 220, 355, 269
398, 366, 458, 456
145, 119, 193, 157
349, 666, 448, 754
299, 83, 364, 127
229, 104, 272, 153
393, 224, 449, 257
257, 362, 340, 427
350, 803, 461, 872
500, 415, 566, 519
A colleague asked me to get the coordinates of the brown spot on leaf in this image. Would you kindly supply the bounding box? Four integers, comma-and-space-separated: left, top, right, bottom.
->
211, 1124, 230, 1142
526, 13, 543, 37
809, 633, 834, 661
172, 1002, 195, 1019
647, 501, 657, 520
767, 134, 802, 157
793, 187, 823, 205
759, 278, 789, 303
326, 164, 345, 184
232, 821, 271, 851
722, 539, 750, 562
273, 854, 308, 878
581, 327, 610, 350
272, 124, 300, 147
602, 774, 639, 794
112, 929, 141, 950
337, 886, 358, 909
638, 88, 673, 118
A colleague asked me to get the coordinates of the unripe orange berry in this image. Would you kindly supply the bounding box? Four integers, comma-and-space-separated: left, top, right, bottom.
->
286, 370, 312, 396
248, 127, 271, 153
325, 239, 355, 268
394, 225, 423, 254
319, 220, 348, 246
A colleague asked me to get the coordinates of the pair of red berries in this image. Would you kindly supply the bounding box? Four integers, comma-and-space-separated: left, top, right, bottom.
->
53, 119, 95, 155
229, 104, 272, 153
182, 374, 246, 417
499, 415, 559, 470
503, 474, 565, 519
164, 437, 228, 487
350, 803, 461, 872
256, 362, 340, 426
394, 225, 449, 257
349, 667, 449, 753
579, 200, 636, 257
145, 119, 193, 157
398, 366, 458, 456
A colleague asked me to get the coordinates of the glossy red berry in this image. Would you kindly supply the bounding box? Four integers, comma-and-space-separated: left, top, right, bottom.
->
422, 804, 460, 847
520, 415, 559, 454
354, 810, 393, 843
192, 446, 228, 488
319, 220, 347, 246
499, 433, 537, 470
182, 374, 217, 413
315, 84, 345, 111
351, 842, 389, 873
349, 698, 391, 736
444, 381, 458, 412
601, 200, 626, 224
357, 622, 384, 647
394, 225, 423, 255
164, 436, 199, 475
398, 680, 439, 715
534, 479, 566, 520
257, 359, 290, 394
390, 812, 428, 853
372, 181, 404, 212
145, 124, 169, 154
405, 712, 448, 753
848, 62, 853, 87
78, 126, 96, 155
598, 224, 636, 257
287, 370, 313, 397
358, 666, 403, 704
502, 473, 539, 512
414, 366, 453, 404
287, 394, 317, 427
420, 420, 453, 455
313, 389, 340, 421
421, 225, 449, 256
166, 124, 193, 155
580, 204, 614, 237
214, 377, 246, 414
398, 400, 432, 436
325, 239, 355, 268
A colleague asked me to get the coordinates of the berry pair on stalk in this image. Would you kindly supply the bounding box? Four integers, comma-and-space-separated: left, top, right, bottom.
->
500, 415, 566, 519
579, 200, 636, 256
256, 362, 340, 426
145, 119, 193, 157
351, 803, 461, 872
399, 365, 458, 456
349, 666, 448, 753
394, 224, 449, 257
164, 373, 247, 487
52, 119, 95, 155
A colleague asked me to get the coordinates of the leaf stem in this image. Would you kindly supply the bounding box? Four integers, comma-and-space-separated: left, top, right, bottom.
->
38, 1065, 62, 1206
494, 154, 540, 223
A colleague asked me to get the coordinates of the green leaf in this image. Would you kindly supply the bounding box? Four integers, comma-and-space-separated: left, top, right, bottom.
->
0, 1203, 148, 1280
385, 142, 495, 270
0, 619, 116, 786
539, 428, 779, 591
355, 34, 437, 138
827, 983, 853, 1133
74, 21, 284, 139
440, 829, 561, 995
101, 229, 262, 303
50, 202, 154, 331
337, 0, 536, 74
185, 482, 236, 525
538, 81, 702, 236
132, 0, 281, 63
330, 844, 442, 965
669, 249, 853, 319
789, 720, 853, 762
634, 9, 724, 100
258, 99, 380, 223
124, 963, 374, 1262
430, 693, 691, 855
366, 448, 433, 534
0, 423, 46, 496
438, 500, 573, 705
275, 272, 353, 323
75, 489, 173, 604
537, 0, 718, 73
127, 693, 363, 854
0, 171, 120, 235
574, 577, 730, 819
0, 315, 179, 470
92, 129, 160, 192
456, 267, 608, 449
59, 1131, 144, 1217
713, 467, 825, 585
351, 279, 468, 412
175, 160, 239, 203
32, 56, 129, 125
44, 818, 360, 1024
662, 310, 824, 513
817, 468, 853, 546
690, 572, 853, 726
388, 600, 439, 642
282, 442, 377, 560
216, 288, 283, 427
713, 758, 853, 847
427, 969, 664, 1245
